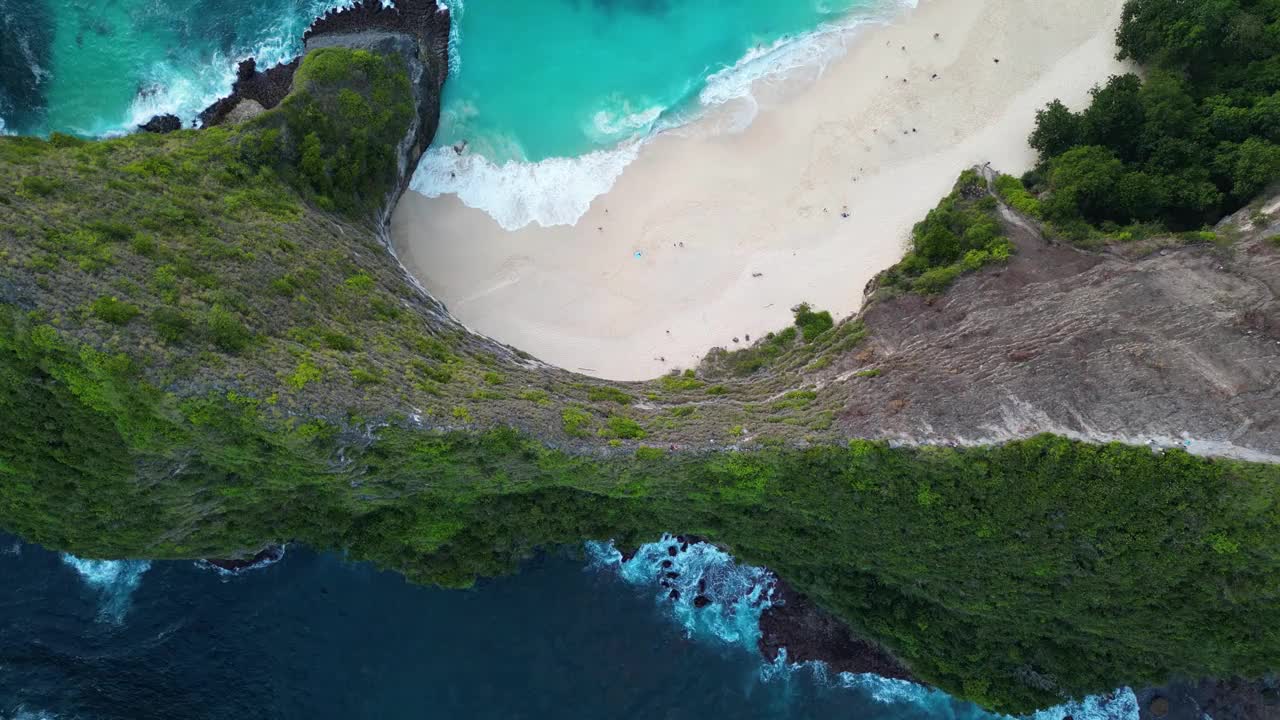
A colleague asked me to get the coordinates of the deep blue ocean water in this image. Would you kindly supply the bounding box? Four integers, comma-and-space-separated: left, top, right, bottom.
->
0, 534, 1139, 720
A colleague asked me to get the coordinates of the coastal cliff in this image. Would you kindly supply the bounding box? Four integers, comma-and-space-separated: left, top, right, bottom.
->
0, 0, 1278, 714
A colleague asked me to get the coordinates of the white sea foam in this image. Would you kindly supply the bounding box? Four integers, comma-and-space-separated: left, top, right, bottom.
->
588, 98, 665, 142
437, 0, 465, 75
2, 708, 59, 720
586, 535, 775, 649
410, 140, 642, 230
60, 554, 151, 624
1030, 688, 1139, 720
115, 4, 349, 136
410, 0, 916, 229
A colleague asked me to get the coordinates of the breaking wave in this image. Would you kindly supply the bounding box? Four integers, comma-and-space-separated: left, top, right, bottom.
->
60, 554, 151, 624
408, 0, 913, 229
586, 536, 1138, 720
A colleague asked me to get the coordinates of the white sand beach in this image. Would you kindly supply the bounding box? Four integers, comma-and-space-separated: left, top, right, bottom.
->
392, 0, 1131, 380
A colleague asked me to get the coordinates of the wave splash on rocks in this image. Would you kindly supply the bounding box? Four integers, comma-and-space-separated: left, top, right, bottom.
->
59, 554, 151, 624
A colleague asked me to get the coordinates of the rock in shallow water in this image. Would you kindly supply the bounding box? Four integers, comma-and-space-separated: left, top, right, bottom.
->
139, 114, 181, 133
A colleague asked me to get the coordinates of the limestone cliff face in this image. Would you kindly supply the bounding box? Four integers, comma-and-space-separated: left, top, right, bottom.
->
828, 186, 1280, 462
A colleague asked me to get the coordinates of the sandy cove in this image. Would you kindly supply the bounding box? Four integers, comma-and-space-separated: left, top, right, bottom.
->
391, 0, 1131, 381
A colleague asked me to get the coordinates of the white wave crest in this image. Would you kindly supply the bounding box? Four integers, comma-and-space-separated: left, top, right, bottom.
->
117, 3, 350, 136
413, 0, 917, 229
409, 141, 641, 230
437, 0, 465, 75
1031, 688, 1139, 720
589, 99, 665, 142
60, 554, 151, 624
586, 535, 775, 650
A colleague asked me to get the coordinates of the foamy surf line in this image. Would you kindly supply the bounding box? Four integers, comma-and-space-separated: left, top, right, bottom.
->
586, 538, 1136, 720
108, 2, 355, 137
408, 0, 915, 230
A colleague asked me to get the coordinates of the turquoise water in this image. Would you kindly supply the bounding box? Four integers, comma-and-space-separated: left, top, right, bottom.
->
0, 0, 349, 137
417, 0, 908, 228
1, 0, 907, 226
435, 0, 881, 162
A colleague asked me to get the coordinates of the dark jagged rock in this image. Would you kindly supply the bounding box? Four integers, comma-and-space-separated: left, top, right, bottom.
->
201, 544, 285, 573
668, 589, 680, 602
692, 595, 712, 609
139, 114, 181, 134
660, 559, 672, 568
667, 545, 677, 557
758, 578, 914, 682
304, 0, 449, 48
1136, 677, 1280, 720
197, 57, 300, 128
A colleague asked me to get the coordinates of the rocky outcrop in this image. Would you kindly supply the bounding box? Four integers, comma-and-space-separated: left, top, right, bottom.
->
758, 578, 914, 682
139, 113, 181, 133
302, 0, 451, 207
1137, 677, 1280, 720
828, 187, 1280, 462
197, 57, 300, 128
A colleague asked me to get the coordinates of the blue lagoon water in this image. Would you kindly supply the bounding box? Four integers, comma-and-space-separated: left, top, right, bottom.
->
0, 535, 1139, 719
0, 0, 911, 226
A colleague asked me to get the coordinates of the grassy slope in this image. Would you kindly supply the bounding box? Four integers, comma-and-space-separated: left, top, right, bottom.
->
1, 48, 1279, 714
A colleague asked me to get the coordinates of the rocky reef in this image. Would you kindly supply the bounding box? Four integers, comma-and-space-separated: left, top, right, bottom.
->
197, 57, 301, 128
138, 113, 182, 133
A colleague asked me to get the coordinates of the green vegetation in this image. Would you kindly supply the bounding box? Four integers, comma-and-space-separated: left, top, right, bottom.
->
90, 296, 140, 325
711, 303, 855, 377
261, 48, 414, 215
587, 386, 633, 405
658, 369, 704, 391
1025, 0, 1280, 237
877, 170, 1012, 294
2, 32, 1279, 718
0, 321, 1273, 714
792, 303, 834, 341
561, 406, 594, 437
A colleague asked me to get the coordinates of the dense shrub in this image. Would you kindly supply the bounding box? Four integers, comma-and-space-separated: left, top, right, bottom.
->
792, 303, 834, 341
90, 296, 140, 325
877, 170, 1012, 294
1028, 0, 1280, 231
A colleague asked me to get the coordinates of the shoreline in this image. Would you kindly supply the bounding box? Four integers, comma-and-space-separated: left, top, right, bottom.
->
392, 0, 1130, 381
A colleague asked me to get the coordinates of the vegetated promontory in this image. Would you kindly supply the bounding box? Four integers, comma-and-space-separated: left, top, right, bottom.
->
0, 0, 1278, 714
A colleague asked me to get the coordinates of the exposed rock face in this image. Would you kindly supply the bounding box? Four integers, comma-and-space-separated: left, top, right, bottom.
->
221, 98, 266, 125
1136, 677, 1280, 720
201, 544, 285, 573
833, 191, 1280, 462
197, 57, 300, 128
758, 578, 915, 682
139, 113, 181, 133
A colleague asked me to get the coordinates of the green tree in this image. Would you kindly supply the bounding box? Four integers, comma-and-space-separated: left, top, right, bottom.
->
1045, 146, 1125, 223
1030, 100, 1083, 158
1081, 74, 1146, 160
1228, 137, 1280, 201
